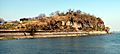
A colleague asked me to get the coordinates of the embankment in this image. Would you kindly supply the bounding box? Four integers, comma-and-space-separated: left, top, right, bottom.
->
0, 31, 109, 40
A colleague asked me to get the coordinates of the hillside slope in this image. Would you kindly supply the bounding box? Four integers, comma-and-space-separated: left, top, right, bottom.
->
0, 9, 110, 32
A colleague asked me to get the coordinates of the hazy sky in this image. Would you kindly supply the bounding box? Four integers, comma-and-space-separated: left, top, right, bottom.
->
0, 0, 120, 31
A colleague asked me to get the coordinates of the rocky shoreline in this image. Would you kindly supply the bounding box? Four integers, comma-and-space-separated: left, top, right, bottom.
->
0, 31, 110, 40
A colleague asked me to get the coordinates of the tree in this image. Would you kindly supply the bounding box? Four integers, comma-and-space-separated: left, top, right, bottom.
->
50, 12, 54, 16
76, 10, 81, 14
50, 11, 60, 16
105, 27, 110, 33
59, 12, 65, 16
20, 18, 29, 21
38, 13, 46, 18
0, 18, 4, 23
25, 24, 37, 36
55, 11, 60, 16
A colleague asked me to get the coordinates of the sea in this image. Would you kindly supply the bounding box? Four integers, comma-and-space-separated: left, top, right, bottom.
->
0, 32, 120, 54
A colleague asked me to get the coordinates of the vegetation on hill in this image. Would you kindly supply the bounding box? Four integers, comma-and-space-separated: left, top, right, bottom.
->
0, 9, 110, 32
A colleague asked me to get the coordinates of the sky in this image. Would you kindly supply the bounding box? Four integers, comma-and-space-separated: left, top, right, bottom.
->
0, 0, 120, 31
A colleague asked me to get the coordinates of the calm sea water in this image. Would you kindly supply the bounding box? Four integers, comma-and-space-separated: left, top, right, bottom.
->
0, 32, 120, 54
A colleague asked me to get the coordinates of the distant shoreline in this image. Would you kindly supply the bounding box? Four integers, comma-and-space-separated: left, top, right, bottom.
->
0, 31, 110, 40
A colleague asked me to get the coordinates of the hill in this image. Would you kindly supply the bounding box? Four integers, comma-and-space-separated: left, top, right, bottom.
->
0, 9, 110, 32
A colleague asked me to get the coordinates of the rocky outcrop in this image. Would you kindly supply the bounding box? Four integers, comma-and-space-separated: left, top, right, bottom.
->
0, 9, 110, 32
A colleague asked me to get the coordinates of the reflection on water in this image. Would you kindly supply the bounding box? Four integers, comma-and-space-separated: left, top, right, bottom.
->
0, 33, 120, 54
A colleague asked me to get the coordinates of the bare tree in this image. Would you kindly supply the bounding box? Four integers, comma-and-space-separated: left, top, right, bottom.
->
38, 13, 46, 18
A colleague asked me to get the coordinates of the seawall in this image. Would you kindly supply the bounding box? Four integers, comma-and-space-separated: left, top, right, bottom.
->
0, 31, 109, 40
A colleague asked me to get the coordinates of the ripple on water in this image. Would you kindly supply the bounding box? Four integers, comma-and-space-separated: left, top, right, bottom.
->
0, 33, 120, 54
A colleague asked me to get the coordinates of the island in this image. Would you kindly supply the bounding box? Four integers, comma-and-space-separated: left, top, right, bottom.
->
0, 9, 110, 40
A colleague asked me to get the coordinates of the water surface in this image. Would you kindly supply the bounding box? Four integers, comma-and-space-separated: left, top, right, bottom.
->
0, 33, 120, 54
